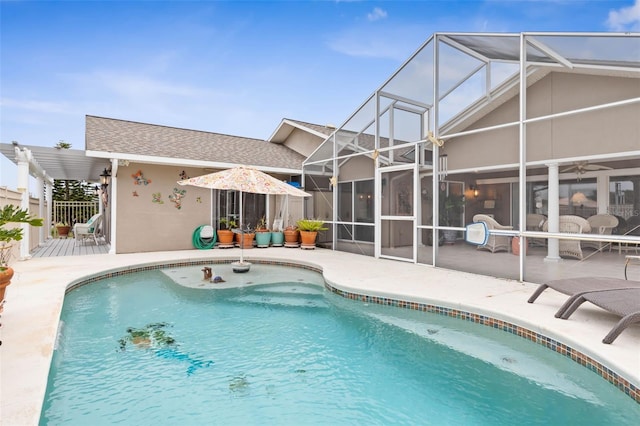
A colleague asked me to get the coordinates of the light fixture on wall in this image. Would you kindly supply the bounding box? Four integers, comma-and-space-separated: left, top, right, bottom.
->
100, 168, 111, 190
469, 184, 479, 198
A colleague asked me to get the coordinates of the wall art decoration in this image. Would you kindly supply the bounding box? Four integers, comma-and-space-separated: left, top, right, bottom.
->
152, 193, 164, 204
132, 170, 151, 186
179, 170, 189, 180
196, 196, 202, 203
132, 191, 139, 197
169, 187, 187, 209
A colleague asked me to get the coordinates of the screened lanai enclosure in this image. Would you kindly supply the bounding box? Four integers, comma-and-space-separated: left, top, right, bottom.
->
301, 32, 640, 284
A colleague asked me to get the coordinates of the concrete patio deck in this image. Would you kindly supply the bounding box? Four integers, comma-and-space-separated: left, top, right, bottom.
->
2, 247, 639, 424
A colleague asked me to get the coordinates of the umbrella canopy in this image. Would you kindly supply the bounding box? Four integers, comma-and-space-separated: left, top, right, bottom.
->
177, 166, 311, 198
178, 166, 311, 268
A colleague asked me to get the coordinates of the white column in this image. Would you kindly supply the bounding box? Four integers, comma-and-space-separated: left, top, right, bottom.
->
16, 149, 31, 260
596, 175, 608, 214
35, 176, 45, 244
545, 162, 561, 261
46, 183, 53, 239
108, 159, 117, 254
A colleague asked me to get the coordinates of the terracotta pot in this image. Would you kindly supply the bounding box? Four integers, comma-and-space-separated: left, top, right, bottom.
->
235, 232, 254, 248
0, 266, 15, 309
217, 229, 234, 245
283, 229, 299, 244
300, 231, 318, 248
512, 237, 528, 255
57, 225, 71, 238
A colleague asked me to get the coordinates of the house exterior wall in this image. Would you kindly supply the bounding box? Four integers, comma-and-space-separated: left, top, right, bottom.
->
283, 128, 325, 158
115, 163, 212, 254
445, 72, 640, 170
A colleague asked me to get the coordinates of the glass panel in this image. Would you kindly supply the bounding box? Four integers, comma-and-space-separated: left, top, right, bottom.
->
535, 34, 640, 68
609, 176, 639, 220
338, 181, 353, 222
382, 39, 434, 106
381, 169, 413, 216
380, 219, 414, 258
306, 135, 334, 164
354, 180, 374, 223
337, 96, 375, 157
337, 223, 352, 240
560, 179, 596, 219
354, 224, 374, 242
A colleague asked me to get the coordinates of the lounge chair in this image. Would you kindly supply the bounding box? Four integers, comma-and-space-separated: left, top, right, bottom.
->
73, 213, 103, 246
472, 214, 512, 253
559, 287, 640, 344
527, 276, 640, 318
583, 214, 618, 252
542, 215, 591, 260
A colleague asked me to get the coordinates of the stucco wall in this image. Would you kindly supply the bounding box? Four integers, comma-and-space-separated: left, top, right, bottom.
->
284, 128, 325, 158
445, 72, 640, 170
115, 164, 212, 253
114, 164, 307, 253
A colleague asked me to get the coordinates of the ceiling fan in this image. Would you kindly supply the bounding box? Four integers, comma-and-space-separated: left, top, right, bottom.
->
561, 161, 612, 180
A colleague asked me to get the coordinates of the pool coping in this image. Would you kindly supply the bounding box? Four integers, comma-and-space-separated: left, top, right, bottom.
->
0, 248, 640, 424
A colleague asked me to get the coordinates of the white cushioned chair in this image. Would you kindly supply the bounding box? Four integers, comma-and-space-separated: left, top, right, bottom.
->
472, 214, 512, 253
74, 213, 103, 246
543, 215, 591, 260
583, 214, 619, 252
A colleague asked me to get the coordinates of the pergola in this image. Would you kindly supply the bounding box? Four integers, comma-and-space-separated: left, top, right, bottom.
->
0, 142, 110, 258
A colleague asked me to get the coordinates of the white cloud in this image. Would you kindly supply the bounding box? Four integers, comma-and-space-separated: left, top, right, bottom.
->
606, 0, 640, 31
367, 7, 388, 22
327, 25, 426, 61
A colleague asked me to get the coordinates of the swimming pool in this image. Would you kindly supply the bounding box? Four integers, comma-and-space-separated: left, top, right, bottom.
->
40, 264, 639, 424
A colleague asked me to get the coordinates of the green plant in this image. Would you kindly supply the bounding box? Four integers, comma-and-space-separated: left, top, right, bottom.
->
256, 216, 268, 231
296, 219, 328, 232
440, 192, 465, 227
219, 218, 237, 230
0, 205, 44, 269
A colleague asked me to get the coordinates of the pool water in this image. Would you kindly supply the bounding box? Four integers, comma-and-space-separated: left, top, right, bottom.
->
40, 265, 639, 425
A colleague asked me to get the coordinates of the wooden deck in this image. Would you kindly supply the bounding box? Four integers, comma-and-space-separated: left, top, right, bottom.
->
31, 237, 110, 258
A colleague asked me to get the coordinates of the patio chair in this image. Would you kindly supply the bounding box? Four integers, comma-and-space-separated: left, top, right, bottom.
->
527, 276, 640, 318
618, 215, 640, 254
583, 214, 618, 252
526, 213, 546, 247
558, 287, 640, 344
542, 215, 591, 260
73, 213, 102, 246
472, 214, 512, 253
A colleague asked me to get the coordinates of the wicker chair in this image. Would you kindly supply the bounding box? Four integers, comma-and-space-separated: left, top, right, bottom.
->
73, 213, 103, 246
526, 213, 547, 247
472, 214, 512, 253
583, 214, 619, 252
543, 215, 591, 260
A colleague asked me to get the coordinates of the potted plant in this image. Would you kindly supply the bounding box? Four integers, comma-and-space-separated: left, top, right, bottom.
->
283, 224, 299, 247
217, 218, 237, 246
55, 221, 71, 238
1, 205, 44, 308
296, 219, 328, 249
235, 223, 255, 249
440, 193, 465, 244
254, 217, 271, 248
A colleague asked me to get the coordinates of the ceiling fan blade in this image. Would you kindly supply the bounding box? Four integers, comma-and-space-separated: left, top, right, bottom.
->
583, 164, 613, 171
561, 166, 578, 173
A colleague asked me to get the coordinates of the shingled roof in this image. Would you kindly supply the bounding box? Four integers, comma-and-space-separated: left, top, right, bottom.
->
86, 115, 309, 170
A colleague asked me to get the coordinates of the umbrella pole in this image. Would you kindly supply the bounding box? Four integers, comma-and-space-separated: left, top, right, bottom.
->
239, 191, 244, 264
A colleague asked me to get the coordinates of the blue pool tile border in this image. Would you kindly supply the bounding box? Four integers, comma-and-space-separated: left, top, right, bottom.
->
65, 259, 638, 404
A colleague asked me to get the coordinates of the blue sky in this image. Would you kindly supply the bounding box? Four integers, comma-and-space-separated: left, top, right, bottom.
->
1, 0, 639, 190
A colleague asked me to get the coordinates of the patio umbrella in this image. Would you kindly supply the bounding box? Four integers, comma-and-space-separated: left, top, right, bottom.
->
178, 166, 311, 269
